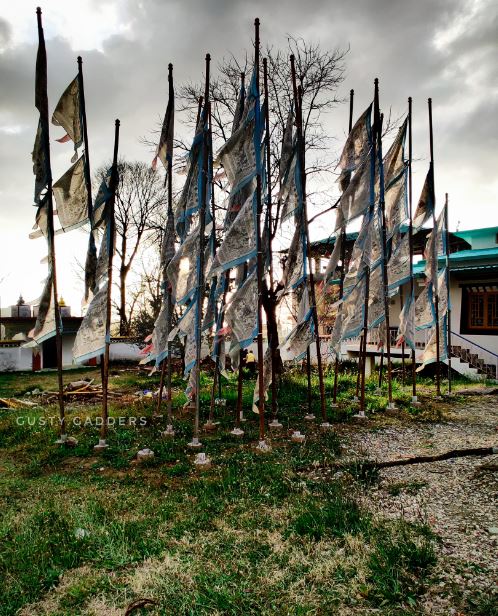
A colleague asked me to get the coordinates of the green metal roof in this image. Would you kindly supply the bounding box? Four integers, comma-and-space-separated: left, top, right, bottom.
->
453, 226, 498, 241
413, 247, 498, 277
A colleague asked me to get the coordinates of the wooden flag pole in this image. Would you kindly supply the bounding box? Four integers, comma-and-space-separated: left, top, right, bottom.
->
77, 56, 93, 225
332, 88, 354, 407
189, 54, 211, 449
428, 98, 442, 399
36, 8, 66, 443
444, 193, 452, 394
254, 18, 269, 447
377, 93, 396, 410
206, 100, 218, 430
399, 285, 406, 384
407, 97, 419, 404
228, 72, 246, 434
95, 118, 120, 450
358, 81, 379, 418
156, 63, 175, 436
290, 56, 329, 427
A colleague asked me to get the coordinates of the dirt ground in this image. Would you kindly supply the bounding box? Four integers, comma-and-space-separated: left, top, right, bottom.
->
336, 396, 498, 614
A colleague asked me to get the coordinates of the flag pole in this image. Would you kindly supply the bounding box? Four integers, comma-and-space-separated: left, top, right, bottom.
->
95, 118, 120, 450
254, 18, 269, 448
189, 54, 211, 449
228, 71, 246, 434
407, 96, 419, 404
376, 89, 396, 410
77, 56, 93, 224
444, 192, 452, 394
290, 56, 329, 428
399, 285, 406, 385
332, 88, 354, 408
263, 57, 281, 429
206, 99, 218, 430
428, 97, 442, 399
77, 54, 103, 383
36, 7, 67, 444
156, 63, 175, 436
358, 81, 379, 418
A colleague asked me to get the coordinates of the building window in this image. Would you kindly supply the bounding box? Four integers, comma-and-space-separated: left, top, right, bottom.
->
467, 290, 498, 330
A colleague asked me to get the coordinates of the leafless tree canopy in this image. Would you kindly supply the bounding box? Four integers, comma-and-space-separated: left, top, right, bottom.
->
95, 161, 166, 335
178, 37, 347, 230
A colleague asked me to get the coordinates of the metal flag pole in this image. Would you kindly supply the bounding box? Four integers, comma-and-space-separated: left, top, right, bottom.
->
254, 18, 269, 448
332, 88, 354, 408
189, 54, 211, 449
444, 192, 452, 394
263, 57, 282, 430
36, 7, 66, 444
156, 63, 175, 436
407, 97, 420, 404
428, 98, 442, 399
290, 55, 329, 428
95, 119, 120, 450
377, 89, 396, 411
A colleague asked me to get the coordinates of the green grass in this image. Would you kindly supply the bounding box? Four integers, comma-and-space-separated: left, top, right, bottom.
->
0, 365, 475, 614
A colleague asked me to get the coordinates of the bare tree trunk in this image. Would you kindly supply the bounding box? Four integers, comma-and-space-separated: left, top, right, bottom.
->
119, 265, 128, 336
262, 282, 283, 375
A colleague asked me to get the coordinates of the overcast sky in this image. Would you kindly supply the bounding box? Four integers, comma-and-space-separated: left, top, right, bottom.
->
0, 0, 497, 312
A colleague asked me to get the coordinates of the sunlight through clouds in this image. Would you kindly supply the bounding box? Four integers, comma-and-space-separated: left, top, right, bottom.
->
1, 0, 130, 51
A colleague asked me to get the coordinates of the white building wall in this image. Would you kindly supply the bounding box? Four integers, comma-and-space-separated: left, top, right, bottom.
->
0, 347, 32, 372
61, 336, 75, 367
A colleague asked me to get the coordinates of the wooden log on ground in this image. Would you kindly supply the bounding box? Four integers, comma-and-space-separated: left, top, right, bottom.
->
299, 446, 498, 473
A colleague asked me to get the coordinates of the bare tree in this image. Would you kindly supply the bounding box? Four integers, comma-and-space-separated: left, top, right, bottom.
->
177, 37, 347, 373
104, 161, 166, 335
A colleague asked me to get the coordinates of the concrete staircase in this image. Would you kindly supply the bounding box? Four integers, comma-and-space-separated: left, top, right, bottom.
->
450, 341, 498, 381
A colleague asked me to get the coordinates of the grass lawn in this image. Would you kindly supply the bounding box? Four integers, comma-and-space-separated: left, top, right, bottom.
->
0, 364, 482, 615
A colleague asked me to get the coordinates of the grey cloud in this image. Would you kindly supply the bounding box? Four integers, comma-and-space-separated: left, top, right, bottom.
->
0, 0, 497, 306
0, 18, 11, 49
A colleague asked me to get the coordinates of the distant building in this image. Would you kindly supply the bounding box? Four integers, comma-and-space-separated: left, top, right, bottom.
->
0, 297, 83, 372
305, 225, 498, 380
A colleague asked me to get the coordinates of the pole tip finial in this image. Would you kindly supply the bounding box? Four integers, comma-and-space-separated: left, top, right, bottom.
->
205, 53, 211, 62
255, 17, 260, 26
374, 77, 379, 86
36, 6, 42, 14
428, 97, 432, 104
408, 95, 412, 103
350, 88, 354, 95
115, 118, 120, 127
168, 62, 173, 70
77, 55, 82, 64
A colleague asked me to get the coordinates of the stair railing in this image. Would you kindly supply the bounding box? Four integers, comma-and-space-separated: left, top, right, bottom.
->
450, 331, 498, 380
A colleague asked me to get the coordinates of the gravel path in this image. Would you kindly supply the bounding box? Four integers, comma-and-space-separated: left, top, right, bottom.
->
338, 397, 498, 614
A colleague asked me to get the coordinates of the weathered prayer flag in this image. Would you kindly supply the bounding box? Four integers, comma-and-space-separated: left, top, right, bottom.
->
52, 76, 83, 159
412, 167, 435, 231
52, 156, 88, 231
